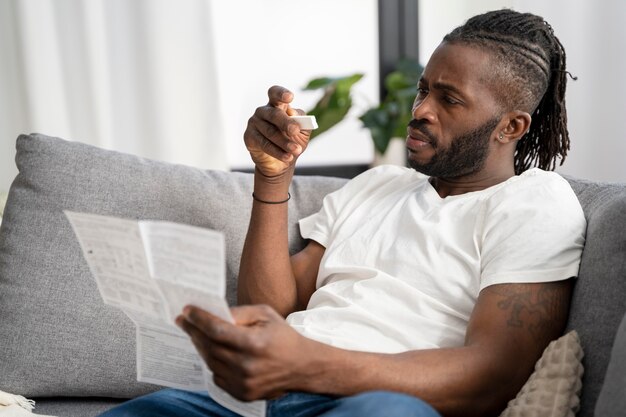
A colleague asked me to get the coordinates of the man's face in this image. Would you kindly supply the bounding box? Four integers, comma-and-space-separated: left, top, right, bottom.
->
406, 42, 503, 178
407, 116, 500, 178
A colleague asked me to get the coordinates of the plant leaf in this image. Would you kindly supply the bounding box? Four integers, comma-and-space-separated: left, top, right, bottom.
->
360, 58, 424, 155
303, 77, 336, 90
304, 73, 363, 140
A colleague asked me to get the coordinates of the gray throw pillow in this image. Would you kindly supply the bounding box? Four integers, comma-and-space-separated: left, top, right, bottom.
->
594, 313, 626, 415
0, 133, 346, 398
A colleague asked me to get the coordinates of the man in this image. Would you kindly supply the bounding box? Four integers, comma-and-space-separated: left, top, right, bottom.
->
101, 9, 585, 417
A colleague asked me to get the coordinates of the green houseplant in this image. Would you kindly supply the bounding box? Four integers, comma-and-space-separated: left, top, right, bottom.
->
304, 58, 423, 158
303, 73, 364, 140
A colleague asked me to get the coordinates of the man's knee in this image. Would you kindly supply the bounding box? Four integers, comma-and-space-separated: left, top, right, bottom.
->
324, 391, 441, 417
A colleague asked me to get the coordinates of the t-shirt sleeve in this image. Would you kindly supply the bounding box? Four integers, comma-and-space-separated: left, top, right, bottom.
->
299, 165, 408, 248
480, 171, 586, 291
298, 194, 336, 248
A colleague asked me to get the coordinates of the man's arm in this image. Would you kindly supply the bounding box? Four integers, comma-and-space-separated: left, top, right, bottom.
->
236, 86, 322, 316
178, 279, 572, 417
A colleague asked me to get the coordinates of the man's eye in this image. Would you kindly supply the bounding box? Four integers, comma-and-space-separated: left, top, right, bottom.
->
444, 96, 460, 105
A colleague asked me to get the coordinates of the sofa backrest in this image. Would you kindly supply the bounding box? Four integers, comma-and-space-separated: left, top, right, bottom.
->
0, 134, 624, 416
564, 178, 626, 417
0, 134, 346, 398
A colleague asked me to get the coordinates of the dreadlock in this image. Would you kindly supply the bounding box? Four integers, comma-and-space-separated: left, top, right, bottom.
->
444, 9, 575, 174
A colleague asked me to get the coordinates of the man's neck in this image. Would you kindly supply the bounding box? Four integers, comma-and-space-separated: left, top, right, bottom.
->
429, 169, 516, 198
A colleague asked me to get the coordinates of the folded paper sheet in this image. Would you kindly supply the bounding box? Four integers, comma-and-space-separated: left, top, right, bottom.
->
65, 211, 266, 417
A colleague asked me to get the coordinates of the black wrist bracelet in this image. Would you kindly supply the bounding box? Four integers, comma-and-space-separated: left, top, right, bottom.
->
252, 192, 291, 204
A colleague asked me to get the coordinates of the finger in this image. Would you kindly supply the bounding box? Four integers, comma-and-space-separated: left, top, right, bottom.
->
212, 373, 252, 402
246, 129, 294, 163
178, 315, 249, 357
230, 304, 280, 326
254, 106, 300, 139
176, 313, 211, 344
212, 374, 232, 395
264, 107, 313, 147
206, 343, 242, 367
177, 317, 246, 372
182, 305, 250, 348
267, 85, 293, 108
176, 314, 215, 360
251, 115, 302, 155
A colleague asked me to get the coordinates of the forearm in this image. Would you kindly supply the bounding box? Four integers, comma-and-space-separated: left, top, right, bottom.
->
237, 168, 297, 316
296, 342, 527, 417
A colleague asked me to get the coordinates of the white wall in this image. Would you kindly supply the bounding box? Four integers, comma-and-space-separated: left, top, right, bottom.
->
211, 0, 379, 170
511, 0, 626, 182
419, 0, 626, 182
419, 0, 514, 64
0, 0, 379, 193
4, 1, 621, 191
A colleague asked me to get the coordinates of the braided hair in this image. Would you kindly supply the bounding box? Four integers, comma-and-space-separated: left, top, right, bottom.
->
444, 9, 575, 174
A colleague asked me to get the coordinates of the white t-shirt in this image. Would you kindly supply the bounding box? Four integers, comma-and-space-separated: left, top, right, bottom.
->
286, 165, 586, 354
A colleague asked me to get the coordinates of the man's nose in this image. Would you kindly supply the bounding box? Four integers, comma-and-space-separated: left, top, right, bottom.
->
412, 96, 437, 124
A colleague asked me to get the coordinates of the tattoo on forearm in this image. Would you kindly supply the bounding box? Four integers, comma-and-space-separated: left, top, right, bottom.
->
487, 283, 570, 340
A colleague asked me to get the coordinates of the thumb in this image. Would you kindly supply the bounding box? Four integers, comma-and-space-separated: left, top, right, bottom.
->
267, 86, 301, 117
267, 85, 293, 111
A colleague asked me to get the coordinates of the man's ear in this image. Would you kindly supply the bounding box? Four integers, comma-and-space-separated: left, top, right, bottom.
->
496, 111, 532, 143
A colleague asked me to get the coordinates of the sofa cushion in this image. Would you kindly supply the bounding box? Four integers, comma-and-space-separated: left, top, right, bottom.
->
33, 397, 124, 417
594, 312, 626, 415
0, 133, 346, 398
565, 178, 626, 417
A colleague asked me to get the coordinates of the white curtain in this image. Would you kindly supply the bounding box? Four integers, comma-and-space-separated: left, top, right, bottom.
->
0, 0, 228, 193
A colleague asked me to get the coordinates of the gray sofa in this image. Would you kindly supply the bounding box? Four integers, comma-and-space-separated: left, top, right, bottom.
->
0, 134, 624, 417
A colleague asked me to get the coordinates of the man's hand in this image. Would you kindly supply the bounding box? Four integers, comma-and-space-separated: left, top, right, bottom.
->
244, 86, 312, 178
237, 86, 318, 317
176, 304, 315, 401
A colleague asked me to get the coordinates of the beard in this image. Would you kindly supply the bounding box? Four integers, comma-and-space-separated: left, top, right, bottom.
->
407, 117, 501, 178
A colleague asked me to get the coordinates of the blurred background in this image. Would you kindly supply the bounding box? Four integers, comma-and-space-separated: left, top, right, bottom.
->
1, 0, 624, 195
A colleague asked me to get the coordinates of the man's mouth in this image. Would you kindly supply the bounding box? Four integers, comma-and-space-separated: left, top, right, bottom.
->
406, 129, 433, 151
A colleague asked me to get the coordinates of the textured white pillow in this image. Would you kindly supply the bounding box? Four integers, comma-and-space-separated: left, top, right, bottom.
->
0, 191, 7, 226
0, 191, 7, 213
500, 330, 584, 417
